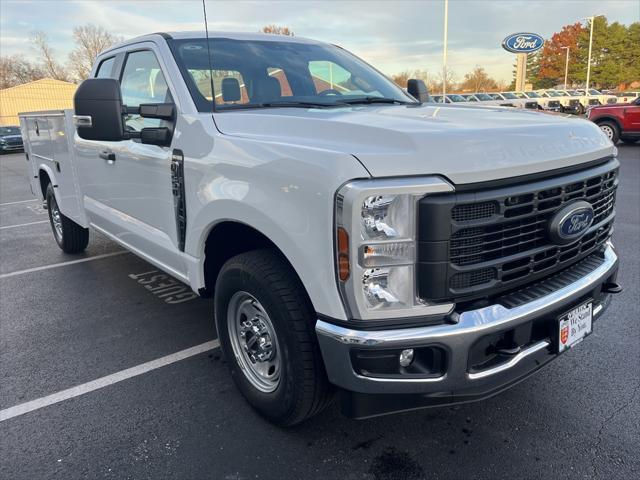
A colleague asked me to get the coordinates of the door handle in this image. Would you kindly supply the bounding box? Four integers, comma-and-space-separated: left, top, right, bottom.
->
99, 151, 116, 162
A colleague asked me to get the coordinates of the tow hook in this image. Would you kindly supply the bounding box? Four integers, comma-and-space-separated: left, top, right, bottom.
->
602, 282, 623, 294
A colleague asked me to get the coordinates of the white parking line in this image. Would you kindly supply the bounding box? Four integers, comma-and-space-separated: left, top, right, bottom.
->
0, 340, 220, 421
0, 198, 38, 206
0, 251, 129, 279
0, 220, 48, 230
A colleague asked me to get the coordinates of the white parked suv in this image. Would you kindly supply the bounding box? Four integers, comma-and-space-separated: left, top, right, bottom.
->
19, 31, 621, 425
615, 91, 640, 103
497, 92, 538, 109
515, 91, 561, 112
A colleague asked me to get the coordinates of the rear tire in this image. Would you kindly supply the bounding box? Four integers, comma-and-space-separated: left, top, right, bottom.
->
46, 183, 89, 254
597, 121, 620, 144
214, 249, 333, 426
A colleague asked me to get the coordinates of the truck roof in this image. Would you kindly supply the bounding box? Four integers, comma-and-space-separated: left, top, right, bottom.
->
103, 30, 324, 55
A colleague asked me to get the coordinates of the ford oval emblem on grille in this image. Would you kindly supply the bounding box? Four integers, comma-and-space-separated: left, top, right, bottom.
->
548, 200, 594, 245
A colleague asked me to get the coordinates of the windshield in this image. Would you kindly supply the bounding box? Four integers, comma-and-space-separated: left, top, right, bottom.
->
567, 90, 581, 96
447, 94, 467, 102
167, 38, 415, 111
463, 95, 478, 101
524, 91, 541, 98
588, 89, 601, 95
500, 92, 518, 99
475, 93, 493, 101
514, 92, 526, 98
0, 127, 21, 136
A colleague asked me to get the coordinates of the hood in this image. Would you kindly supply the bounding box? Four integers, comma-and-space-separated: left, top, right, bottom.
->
214, 103, 614, 184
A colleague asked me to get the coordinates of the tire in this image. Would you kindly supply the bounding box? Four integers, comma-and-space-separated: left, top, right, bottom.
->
597, 121, 620, 144
214, 249, 333, 426
46, 183, 89, 253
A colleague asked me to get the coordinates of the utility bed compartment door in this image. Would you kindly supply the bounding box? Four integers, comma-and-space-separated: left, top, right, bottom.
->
19, 111, 87, 226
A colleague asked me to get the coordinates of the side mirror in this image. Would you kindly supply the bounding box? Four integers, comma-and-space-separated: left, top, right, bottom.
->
74, 78, 125, 141
407, 79, 431, 103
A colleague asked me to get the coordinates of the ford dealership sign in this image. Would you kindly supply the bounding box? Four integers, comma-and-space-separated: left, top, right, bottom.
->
502, 33, 544, 53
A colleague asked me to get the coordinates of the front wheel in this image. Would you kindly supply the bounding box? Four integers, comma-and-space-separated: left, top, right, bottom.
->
46, 183, 89, 253
214, 249, 333, 426
597, 121, 620, 144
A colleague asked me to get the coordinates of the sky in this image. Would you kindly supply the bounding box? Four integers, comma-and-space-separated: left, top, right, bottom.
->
1, 0, 638, 83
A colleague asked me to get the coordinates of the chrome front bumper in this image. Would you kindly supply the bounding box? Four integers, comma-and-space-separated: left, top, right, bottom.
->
316, 245, 618, 398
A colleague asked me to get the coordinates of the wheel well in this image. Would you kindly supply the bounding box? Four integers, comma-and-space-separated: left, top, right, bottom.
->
594, 116, 621, 130
202, 222, 299, 298
38, 169, 51, 199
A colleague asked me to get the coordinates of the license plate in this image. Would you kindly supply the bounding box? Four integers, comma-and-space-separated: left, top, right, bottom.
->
558, 302, 593, 353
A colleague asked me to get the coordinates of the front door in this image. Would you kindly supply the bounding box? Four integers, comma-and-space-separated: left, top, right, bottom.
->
75, 46, 184, 276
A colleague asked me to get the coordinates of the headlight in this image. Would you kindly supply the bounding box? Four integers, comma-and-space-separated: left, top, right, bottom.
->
335, 177, 454, 321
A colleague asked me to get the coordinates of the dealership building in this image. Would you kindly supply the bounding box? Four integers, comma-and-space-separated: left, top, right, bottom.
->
0, 78, 77, 126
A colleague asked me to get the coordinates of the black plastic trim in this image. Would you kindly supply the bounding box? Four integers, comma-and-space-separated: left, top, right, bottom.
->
316, 312, 451, 331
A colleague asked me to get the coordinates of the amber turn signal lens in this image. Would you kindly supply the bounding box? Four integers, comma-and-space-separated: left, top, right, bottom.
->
337, 227, 350, 281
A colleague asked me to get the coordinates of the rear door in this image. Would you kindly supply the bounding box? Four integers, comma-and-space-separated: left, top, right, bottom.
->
75, 44, 184, 276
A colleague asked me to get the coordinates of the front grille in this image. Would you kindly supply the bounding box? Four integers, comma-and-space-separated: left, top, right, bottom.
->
606, 98, 617, 104
525, 101, 538, 109
569, 99, 580, 106
417, 158, 618, 303
548, 100, 561, 108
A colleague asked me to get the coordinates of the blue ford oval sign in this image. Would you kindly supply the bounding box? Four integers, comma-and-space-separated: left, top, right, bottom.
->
548, 201, 594, 245
502, 33, 544, 53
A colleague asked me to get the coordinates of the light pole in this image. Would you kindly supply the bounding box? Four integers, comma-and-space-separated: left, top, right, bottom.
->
561, 46, 570, 90
584, 15, 604, 96
442, 0, 449, 98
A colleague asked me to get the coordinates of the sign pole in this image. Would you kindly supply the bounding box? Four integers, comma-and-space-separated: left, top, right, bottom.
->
442, 0, 449, 98
515, 53, 527, 91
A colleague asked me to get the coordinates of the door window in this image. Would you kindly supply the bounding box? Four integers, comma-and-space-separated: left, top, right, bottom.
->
120, 50, 173, 132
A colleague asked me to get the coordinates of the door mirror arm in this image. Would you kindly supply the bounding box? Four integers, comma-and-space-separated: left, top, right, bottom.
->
123, 103, 175, 121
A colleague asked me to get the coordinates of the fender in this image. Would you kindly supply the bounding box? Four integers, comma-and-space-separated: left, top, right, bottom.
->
185, 197, 348, 321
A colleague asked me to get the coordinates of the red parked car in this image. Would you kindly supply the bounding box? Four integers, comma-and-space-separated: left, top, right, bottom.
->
588, 97, 640, 144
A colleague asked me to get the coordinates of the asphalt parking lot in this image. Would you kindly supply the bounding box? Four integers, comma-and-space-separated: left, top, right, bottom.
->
1, 147, 639, 480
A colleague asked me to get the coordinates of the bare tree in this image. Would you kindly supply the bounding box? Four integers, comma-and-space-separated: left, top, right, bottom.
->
459, 66, 497, 92
430, 69, 457, 93
68, 24, 122, 81
32, 31, 69, 81
0, 55, 45, 88
391, 69, 430, 88
391, 70, 411, 87
262, 25, 294, 36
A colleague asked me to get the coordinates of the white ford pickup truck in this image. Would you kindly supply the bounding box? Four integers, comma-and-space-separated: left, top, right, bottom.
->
19, 32, 622, 425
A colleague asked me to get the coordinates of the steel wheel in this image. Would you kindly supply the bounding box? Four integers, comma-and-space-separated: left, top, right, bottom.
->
227, 291, 281, 393
49, 194, 63, 243
599, 124, 615, 141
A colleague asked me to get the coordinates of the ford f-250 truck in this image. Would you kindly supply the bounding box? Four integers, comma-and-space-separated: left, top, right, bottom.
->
19, 32, 622, 426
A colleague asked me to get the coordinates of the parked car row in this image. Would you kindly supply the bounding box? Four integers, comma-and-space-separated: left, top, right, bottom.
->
429, 88, 624, 115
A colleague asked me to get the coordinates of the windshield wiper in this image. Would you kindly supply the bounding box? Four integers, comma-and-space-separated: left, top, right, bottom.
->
341, 97, 414, 105
258, 100, 346, 109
